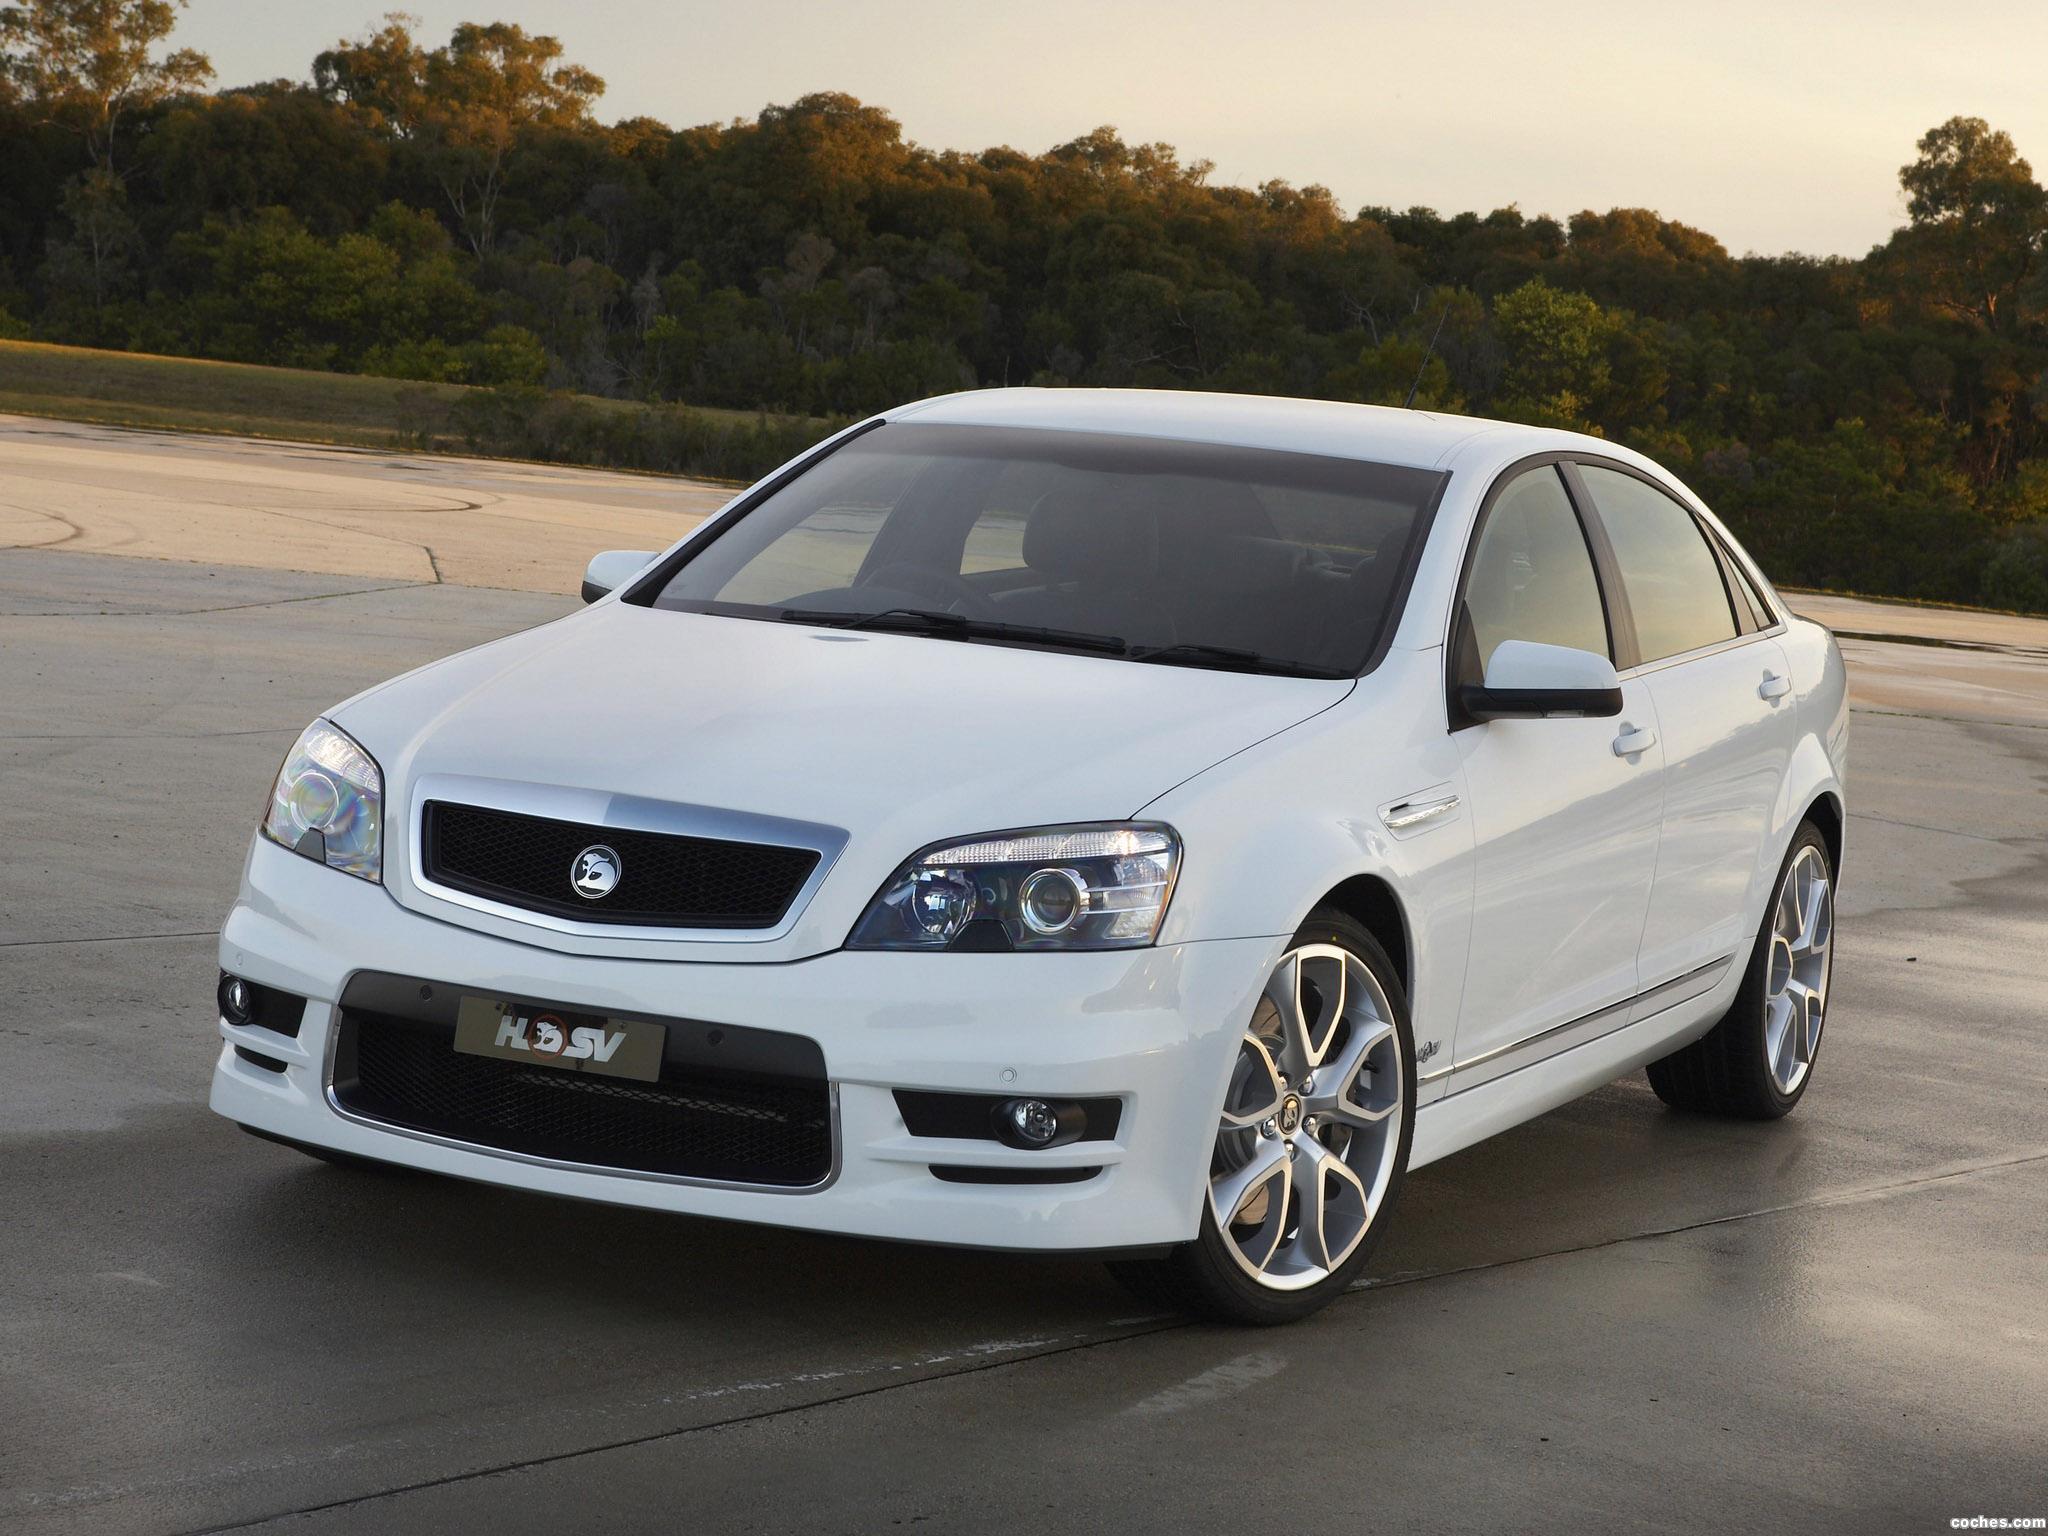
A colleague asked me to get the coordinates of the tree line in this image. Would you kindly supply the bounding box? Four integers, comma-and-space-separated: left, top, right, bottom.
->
4, 1, 2047, 607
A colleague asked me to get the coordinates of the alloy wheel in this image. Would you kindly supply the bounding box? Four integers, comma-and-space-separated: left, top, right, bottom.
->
1209, 944, 1404, 1291
1765, 844, 1833, 1095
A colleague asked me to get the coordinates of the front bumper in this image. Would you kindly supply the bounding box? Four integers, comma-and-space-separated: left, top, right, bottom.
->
211, 837, 1280, 1252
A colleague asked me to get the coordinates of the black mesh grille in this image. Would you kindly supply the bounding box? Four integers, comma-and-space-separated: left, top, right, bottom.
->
333, 1012, 832, 1185
422, 802, 821, 928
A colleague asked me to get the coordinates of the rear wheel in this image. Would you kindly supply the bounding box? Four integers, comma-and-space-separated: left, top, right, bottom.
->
1646, 820, 1835, 1119
1109, 910, 1415, 1325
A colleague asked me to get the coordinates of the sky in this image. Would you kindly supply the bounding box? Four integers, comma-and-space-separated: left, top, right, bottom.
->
177, 0, 2048, 259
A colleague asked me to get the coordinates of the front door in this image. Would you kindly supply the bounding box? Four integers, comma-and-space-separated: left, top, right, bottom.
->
1447, 465, 1663, 1073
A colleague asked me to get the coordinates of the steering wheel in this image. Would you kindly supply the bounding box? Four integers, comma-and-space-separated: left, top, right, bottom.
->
857, 563, 997, 617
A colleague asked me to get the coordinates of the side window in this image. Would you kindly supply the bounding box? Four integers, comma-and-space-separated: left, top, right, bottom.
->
1578, 465, 1738, 662
1455, 466, 1610, 687
1726, 547, 1775, 627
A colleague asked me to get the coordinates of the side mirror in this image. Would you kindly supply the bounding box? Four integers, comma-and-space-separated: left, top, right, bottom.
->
581, 550, 657, 605
1460, 639, 1623, 720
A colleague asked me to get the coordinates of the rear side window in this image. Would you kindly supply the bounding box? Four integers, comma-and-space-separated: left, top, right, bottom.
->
1726, 548, 1775, 627
1578, 465, 1738, 663
1455, 466, 1610, 685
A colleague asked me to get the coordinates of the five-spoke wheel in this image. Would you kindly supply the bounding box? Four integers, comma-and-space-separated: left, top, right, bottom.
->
1211, 944, 1404, 1290
1109, 910, 1414, 1324
1647, 819, 1837, 1120
1764, 843, 1832, 1095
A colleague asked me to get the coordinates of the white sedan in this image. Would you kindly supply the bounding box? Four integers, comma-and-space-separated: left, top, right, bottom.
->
211, 389, 1847, 1324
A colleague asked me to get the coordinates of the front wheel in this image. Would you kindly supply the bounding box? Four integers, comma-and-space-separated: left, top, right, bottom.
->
1109, 910, 1415, 1325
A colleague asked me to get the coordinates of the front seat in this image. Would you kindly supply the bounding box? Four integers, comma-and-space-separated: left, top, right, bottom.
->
994, 490, 1174, 643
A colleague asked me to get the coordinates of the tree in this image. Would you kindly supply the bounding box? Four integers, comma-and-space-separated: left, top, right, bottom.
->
40, 164, 137, 334
4, 61, 2048, 608
1889, 116, 2048, 335
0, 0, 211, 172
1492, 278, 1613, 426
144, 84, 392, 237
315, 15, 603, 256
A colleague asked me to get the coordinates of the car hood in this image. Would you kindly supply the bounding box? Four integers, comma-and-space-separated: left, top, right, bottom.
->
336, 603, 1352, 960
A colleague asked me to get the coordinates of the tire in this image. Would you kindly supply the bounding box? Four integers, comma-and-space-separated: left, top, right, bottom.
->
1646, 820, 1836, 1120
1108, 909, 1416, 1325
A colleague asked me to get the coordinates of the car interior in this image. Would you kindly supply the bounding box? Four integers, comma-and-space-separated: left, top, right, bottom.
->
654, 428, 1442, 675
798, 474, 1415, 674
974, 482, 1403, 663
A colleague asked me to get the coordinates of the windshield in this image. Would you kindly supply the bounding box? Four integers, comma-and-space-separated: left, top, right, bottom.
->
643, 422, 1447, 676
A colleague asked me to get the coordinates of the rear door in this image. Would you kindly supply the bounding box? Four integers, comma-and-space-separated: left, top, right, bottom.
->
1446, 464, 1664, 1076
1572, 463, 1797, 993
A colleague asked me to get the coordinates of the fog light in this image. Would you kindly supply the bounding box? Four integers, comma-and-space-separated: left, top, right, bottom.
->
993, 1097, 1086, 1149
1008, 1098, 1059, 1144
1018, 868, 1087, 935
218, 971, 254, 1027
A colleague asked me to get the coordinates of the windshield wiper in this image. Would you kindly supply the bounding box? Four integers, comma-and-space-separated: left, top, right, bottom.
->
777, 607, 1127, 655
1125, 642, 1350, 679
775, 608, 1338, 674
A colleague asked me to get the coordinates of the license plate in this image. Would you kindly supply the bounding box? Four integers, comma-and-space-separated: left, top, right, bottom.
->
452, 996, 666, 1083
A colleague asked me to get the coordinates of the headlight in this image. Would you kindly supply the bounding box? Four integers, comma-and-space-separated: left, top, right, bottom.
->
848, 824, 1180, 951
259, 719, 383, 882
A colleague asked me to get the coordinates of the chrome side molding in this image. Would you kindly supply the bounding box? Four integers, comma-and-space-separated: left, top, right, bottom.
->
1419, 955, 1734, 1089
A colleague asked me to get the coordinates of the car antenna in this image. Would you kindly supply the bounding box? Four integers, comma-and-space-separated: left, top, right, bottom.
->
1403, 303, 1451, 409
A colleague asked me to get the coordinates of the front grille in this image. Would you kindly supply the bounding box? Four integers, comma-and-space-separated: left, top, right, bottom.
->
332, 1011, 833, 1186
421, 801, 821, 928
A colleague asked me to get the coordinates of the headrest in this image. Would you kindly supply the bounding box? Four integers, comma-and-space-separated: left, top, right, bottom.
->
1023, 491, 1158, 581
1159, 534, 1310, 594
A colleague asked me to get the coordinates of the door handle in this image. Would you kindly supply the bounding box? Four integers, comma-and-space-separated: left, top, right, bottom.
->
1381, 794, 1461, 832
1613, 724, 1657, 758
1759, 671, 1792, 701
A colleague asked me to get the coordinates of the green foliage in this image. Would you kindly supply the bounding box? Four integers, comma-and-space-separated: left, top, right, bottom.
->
461, 323, 547, 386
3, 6, 2047, 608
39, 166, 139, 338
148, 202, 486, 371
1492, 279, 1613, 426
0, 0, 212, 171
1982, 522, 2048, 612
446, 383, 836, 477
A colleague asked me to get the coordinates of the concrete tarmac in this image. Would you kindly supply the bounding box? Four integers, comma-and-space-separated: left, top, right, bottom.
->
3, 424, 2045, 1534
0, 415, 731, 592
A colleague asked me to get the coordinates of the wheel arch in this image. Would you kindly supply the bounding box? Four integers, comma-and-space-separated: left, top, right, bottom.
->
1803, 788, 1844, 874
1306, 873, 1413, 1006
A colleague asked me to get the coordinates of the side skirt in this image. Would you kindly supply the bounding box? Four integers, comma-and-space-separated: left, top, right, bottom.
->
1407, 957, 1733, 1171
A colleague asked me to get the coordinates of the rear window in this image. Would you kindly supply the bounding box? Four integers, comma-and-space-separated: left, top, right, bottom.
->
645, 423, 1447, 677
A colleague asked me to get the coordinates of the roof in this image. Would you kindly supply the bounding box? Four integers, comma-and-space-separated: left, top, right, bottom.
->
888, 387, 1552, 470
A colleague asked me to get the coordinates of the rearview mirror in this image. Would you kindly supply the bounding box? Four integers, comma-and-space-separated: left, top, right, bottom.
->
581, 549, 657, 605
1460, 640, 1623, 721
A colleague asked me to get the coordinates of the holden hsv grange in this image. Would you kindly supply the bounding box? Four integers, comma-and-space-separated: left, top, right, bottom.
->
212, 389, 1847, 1323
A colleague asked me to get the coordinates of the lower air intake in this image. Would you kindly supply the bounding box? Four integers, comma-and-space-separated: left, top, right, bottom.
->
331, 1010, 833, 1187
